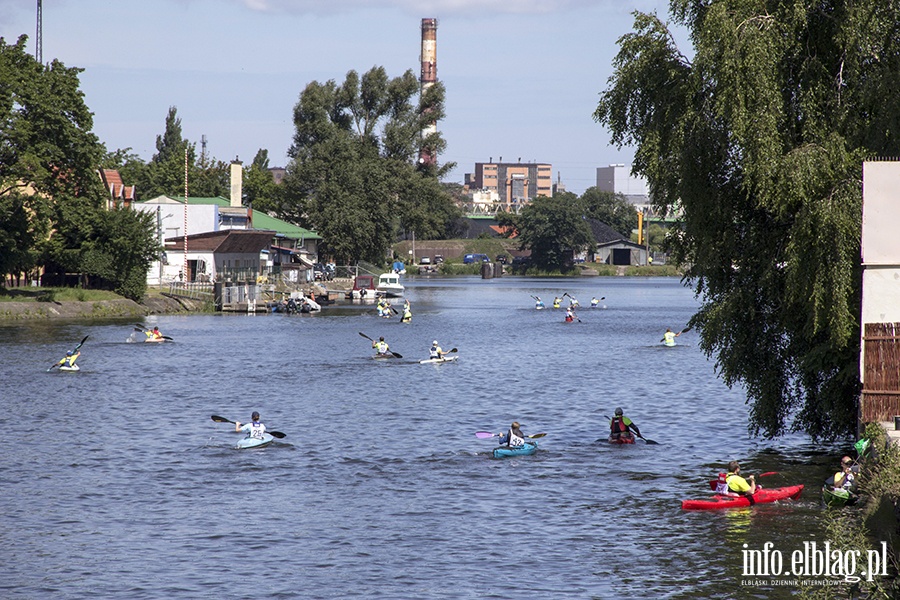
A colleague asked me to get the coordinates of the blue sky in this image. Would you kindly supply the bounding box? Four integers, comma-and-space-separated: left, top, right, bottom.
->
0, 0, 680, 195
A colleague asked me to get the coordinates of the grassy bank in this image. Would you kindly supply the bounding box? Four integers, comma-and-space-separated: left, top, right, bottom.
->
0, 287, 124, 303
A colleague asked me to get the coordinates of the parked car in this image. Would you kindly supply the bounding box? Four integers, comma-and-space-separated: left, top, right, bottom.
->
419, 257, 431, 265
433, 255, 444, 264
313, 263, 334, 281
463, 253, 491, 264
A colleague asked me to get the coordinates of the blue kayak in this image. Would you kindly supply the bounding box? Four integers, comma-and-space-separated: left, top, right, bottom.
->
235, 433, 275, 450
492, 441, 537, 458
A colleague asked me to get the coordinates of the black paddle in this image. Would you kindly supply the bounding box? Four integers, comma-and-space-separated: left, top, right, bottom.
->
48, 335, 89, 371
604, 414, 658, 444
134, 325, 174, 341
210, 415, 286, 438
358, 331, 402, 358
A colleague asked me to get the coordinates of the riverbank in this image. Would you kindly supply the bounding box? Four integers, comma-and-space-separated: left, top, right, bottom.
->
0, 287, 200, 320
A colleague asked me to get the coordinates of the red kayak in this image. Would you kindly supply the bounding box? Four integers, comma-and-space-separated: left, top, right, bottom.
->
608, 435, 635, 444
681, 484, 804, 510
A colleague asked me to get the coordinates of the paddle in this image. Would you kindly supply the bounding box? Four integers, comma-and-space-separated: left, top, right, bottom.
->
358, 331, 402, 358
134, 325, 174, 341
48, 335, 89, 371
660, 326, 693, 343
210, 415, 286, 438
475, 431, 547, 439
604, 415, 657, 444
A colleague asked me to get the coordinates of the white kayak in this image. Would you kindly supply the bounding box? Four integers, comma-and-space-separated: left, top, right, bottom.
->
419, 355, 458, 364
59, 364, 81, 372
235, 433, 275, 449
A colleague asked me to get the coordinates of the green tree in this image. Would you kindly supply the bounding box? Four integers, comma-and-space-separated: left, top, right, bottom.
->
498, 193, 594, 272
243, 149, 280, 211
592, 1, 896, 439
280, 66, 457, 263
580, 187, 638, 237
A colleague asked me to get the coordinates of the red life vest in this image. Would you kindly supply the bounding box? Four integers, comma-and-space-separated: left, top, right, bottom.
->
610, 416, 627, 434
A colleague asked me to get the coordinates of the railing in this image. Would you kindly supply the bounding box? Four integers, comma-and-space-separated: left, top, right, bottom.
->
167, 282, 214, 301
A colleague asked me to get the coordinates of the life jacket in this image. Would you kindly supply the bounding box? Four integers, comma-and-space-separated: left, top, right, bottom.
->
715, 473, 730, 495
507, 429, 525, 447
375, 341, 389, 354
63, 353, 78, 367
610, 416, 628, 434
402, 309, 412, 321
430, 345, 442, 358
247, 421, 266, 439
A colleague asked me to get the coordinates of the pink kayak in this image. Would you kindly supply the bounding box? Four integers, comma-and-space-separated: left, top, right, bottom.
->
681, 485, 804, 510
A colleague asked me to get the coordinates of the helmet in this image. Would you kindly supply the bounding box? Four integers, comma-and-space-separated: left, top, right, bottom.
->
614, 407, 623, 416
66, 351, 73, 356
379, 337, 384, 341
251, 411, 260, 421
433, 340, 438, 345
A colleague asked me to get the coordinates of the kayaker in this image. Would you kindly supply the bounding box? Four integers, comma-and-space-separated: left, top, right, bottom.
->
146, 326, 163, 340
565, 307, 575, 323
568, 296, 580, 308
830, 456, 858, 492
401, 300, 412, 323
235, 411, 266, 440
662, 327, 681, 346
56, 350, 80, 369
590, 297, 599, 308
608, 407, 640, 443
725, 461, 757, 496
535, 296, 545, 309
429, 340, 443, 359
373, 336, 390, 356
497, 422, 525, 447
553, 296, 562, 309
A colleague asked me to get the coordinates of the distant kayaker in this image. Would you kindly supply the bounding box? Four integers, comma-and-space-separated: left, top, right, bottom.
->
830, 456, 858, 492
565, 307, 575, 323
401, 300, 412, 323
535, 296, 545, 309
725, 461, 757, 496
146, 326, 163, 340
235, 411, 266, 440
552, 296, 562, 309
497, 422, 525, 447
56, 350, 80, 369
609, 407, 641, 443
429, 340, 443, 359
373, 336, 390, 356
662, 327, 681, 346
568, 296, 580, 308
591, 297, 599, 308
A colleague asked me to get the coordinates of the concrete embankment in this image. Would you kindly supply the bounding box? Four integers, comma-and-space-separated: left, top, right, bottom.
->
0, 294, 202, 320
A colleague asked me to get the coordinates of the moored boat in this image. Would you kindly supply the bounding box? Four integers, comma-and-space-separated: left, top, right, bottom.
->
681, 484, 804, 510
492, 440, 538, 458
376, 272, 404, 297
236, 433, 275, 450
348, 274, 378, 300
419, 355, 458, 364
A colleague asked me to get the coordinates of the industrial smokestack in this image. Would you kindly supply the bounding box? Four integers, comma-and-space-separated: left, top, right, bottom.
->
418, 18, 438, 167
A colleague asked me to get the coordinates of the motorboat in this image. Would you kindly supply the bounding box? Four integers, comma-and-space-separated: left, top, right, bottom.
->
376, 272, 404, 297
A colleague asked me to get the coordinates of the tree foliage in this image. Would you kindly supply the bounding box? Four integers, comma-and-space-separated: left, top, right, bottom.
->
498, 193, 595, 272
592, 1, 900, 439
581, 186, 638, 237
278, 66, 459, 264
1, 35, 157, 299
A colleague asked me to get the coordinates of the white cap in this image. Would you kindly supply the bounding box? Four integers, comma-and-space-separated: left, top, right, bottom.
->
432, 340, 438, 345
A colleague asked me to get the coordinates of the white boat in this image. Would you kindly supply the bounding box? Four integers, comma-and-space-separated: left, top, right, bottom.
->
376, 273, 405, 297
418, 355, 458, 365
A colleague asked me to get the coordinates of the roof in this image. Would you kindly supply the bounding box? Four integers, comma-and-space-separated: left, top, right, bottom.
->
164, 229, 276, 254
587, 218, 629, 244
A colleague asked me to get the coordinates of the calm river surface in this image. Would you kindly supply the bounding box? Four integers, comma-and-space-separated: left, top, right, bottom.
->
2, 277, 853, 599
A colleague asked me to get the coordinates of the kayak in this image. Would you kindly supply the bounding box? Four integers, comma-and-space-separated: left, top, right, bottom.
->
822, 485, 856, 508
681, 484, 804, 510
59, 364, 80, 372
608, 434, 635, 444
236, 433, 275, 450
419, 355, 458, 364
492, 441, 537, 458
144, 338, 169, 343
372, 353, 397, 360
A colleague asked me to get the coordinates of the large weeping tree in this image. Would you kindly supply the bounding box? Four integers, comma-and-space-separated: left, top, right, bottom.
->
595, 1, 900, 439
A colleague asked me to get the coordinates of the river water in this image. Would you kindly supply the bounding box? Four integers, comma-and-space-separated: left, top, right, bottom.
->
2, 277, 860, 599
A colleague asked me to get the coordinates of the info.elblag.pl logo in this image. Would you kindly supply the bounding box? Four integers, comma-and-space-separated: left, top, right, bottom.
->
743, 541, 889, 583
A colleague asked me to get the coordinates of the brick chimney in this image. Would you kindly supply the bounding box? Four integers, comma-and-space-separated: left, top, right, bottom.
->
230, 159, 243, 207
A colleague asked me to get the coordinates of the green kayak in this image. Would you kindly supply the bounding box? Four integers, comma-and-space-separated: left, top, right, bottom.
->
822, 485, 856, 508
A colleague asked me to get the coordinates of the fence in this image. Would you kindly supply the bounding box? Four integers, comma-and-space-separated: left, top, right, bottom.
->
861, 322, 900, 422
167, 282, 214, 301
